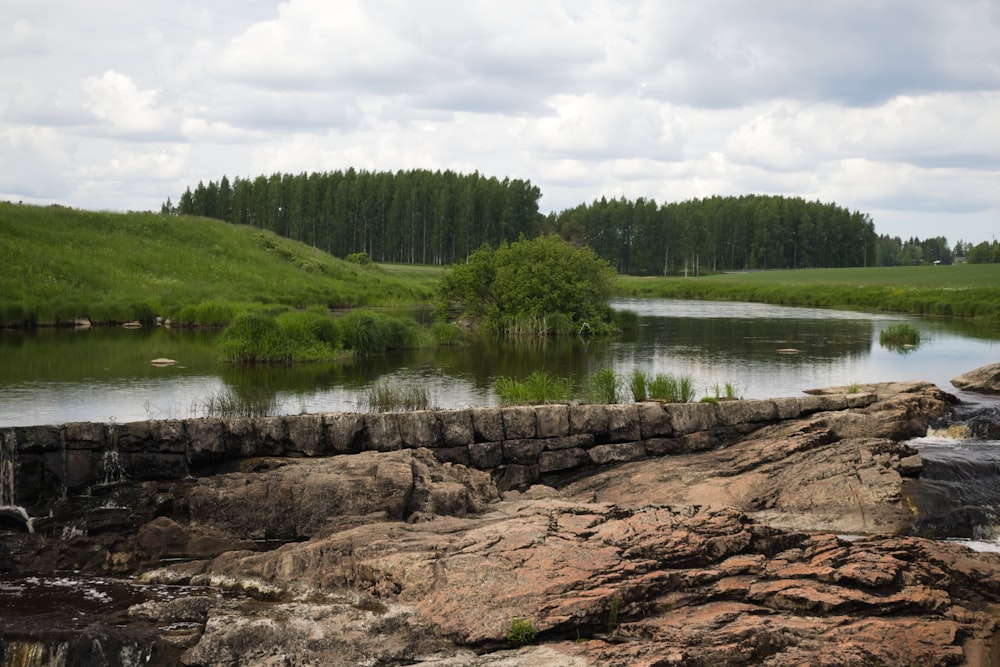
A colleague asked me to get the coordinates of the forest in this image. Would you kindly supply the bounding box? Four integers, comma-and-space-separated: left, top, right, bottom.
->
165, 169, 986, 273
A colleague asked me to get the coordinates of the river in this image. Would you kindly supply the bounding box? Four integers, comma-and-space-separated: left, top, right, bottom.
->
0, 299, 998, 427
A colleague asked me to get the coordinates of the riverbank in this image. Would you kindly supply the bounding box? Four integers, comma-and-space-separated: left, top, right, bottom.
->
615, 264, 1000, 325
6, 379, 1000, 665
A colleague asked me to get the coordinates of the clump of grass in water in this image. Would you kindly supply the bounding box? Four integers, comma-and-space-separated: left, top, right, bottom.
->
197, 386, 280, 418
495, 371, 574, 406
879, 323, 921, 351
362, 383, 432, 412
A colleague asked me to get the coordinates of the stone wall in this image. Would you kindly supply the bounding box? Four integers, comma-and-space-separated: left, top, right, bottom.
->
1, 392, 875, 507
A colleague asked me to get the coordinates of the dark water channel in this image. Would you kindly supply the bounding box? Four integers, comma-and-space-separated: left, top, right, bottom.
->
1, 299, 997, 427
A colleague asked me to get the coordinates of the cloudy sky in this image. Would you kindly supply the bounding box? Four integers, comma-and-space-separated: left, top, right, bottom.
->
2, 1, 999, 243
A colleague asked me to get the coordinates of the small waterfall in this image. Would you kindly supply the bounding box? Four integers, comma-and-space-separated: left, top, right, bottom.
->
98, 423, 127, 487
0, 431, 32, 532
907, 404, 1000, 540
1, 430, 15, 506
0, 640, 69, 667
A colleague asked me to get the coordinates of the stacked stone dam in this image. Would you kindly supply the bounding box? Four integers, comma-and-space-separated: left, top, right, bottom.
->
3, 392, 876, 508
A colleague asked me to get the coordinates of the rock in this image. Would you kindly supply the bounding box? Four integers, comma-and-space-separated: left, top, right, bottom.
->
168, 501, 1000, 667
8, 379, 1000, 666
182, 449, 499, 540
952, 363, 1000, 394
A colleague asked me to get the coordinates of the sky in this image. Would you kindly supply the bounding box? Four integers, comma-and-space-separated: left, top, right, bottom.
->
2, 1, 999, 244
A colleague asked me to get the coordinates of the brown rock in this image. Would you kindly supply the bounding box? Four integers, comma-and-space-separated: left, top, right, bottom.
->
952, 363, 1000, 394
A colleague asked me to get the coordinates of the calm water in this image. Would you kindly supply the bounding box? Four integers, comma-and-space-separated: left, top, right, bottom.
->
0, 299, 997, 428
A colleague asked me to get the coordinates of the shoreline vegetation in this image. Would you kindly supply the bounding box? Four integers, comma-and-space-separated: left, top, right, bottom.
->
2, 203, 999, 332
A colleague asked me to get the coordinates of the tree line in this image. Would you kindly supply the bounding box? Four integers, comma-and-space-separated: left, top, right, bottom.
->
165, 170, 993, 272
165, 169, 542, 266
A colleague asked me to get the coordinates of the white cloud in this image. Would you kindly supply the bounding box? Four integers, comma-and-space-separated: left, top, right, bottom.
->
82, 70, 174, 137
0, 0, 998, 242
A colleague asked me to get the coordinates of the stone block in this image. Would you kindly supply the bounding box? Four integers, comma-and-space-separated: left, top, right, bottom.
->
286, 414, 327, 455
367, 413, 403, 452
396, 410, 442, 448
715, 400, 778, 427
797, 395, 827, 414
816, 394, 849, 411
470, 407, 504, 443
588, 441, 646, 465
535, 404, 570, 438
541, 434, 594, 450
538, 448, 590, 473
667, 402, 719, 435
439, 410, 474, 446
185, 418, 228, 463
323, 413, 366, 454
115, 420, 183, 453
43, 449, 95, 494
569, 404, 610, 439
432, 446, 471, 467
607, 404, 641, 442
773, 398, 804, 420
469, 441, 503, 469
501, 406, 537, 439
122, 451, 189, 481
644, 437, 686, 457
60, 422, 106, 451
636, 402, 673, 439
503, 439, 545, 465
253, 416, 290, 456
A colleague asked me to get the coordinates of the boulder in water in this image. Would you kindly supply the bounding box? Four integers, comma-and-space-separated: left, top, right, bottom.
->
952, 363, 1000, 395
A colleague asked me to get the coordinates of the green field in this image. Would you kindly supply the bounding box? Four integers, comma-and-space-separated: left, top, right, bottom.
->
0, 203, 436, 327
616, 264, 1000, 323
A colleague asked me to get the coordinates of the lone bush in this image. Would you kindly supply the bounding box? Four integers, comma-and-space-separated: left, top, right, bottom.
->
436, 234, 618, 335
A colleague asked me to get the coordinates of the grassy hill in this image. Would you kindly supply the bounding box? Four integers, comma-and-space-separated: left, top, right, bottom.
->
0, 203, 437, 327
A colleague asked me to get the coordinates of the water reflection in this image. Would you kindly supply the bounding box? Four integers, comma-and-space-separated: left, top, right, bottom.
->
0, 300, 997, 427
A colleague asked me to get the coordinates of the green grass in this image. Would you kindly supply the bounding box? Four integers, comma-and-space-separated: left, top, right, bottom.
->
0, 203, 435, 327
615, 264, 1000, 324
878, 323, 922, 353
361, 383, 433, 412
495, 370, 575, 406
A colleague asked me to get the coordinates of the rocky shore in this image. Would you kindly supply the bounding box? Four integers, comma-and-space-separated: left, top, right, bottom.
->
4, 377, 1000, 665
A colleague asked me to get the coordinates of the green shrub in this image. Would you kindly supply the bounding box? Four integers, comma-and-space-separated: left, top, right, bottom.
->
429, 320, 467, 345
506, 618, 537, 646
436, 235, 618, 335
218, 310, 294, 363
341, 310, 419, 355
275, 309, 336, 361
345, 252, 373, 265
